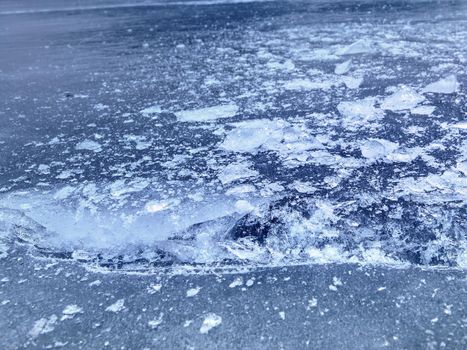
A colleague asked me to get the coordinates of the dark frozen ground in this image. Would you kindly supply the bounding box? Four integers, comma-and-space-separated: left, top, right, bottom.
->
1, 0, 467, 349
1, 245, 466, 350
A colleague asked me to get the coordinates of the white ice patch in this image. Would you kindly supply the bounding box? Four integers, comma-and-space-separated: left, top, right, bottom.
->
335, 39, 375, 55
422, 75, 459, 94
75, 140, 102, 152
284, 78, 332, 90
410, 105, 436, 116
337, 97, 381, 129
334, 60, 351, 75
360, 139, 399, 161
62, 304, 83, 316
451, 121, 467, 130
380, 86, 425, 111
29, 315, 58, 338
105, 299, 125, 312
186, 286, 201, 297
217, 162, 259, 185
175, 103, 238, 122
200, 313, 222, 334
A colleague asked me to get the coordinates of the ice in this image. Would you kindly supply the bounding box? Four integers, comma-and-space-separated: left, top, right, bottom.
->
140, 104, 162, 115
360, 139, 399, 161
175, 103, 238, 122
229, 277, 243, 288
410, 105, 436, 116
451, 121, 467, 130
341, 76, 363, 89
29, 315, 58, 338
380, 86, 425, 111
75, 140, 102, 152
422, 75, 459, 94
219, 119, 287, 153
336, 39, 375, 55
200, 313, 222, 334
62, 305, 83, 315
337, 97, 381, 128
186, 287, 201, 297
334, 60, 351, 75
217, 162, 259, 185
284, 78, 332, 90
105, 299, 125, 313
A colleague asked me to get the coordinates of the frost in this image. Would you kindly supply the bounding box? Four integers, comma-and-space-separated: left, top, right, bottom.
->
422, 75, 459, 94
75, 140, 102, 152
200, 313, 222, 334
105, 299, 125, 312
175, 103, 238, 122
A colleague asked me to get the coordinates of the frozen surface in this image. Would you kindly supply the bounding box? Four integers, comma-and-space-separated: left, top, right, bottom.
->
0, 0, 466, 347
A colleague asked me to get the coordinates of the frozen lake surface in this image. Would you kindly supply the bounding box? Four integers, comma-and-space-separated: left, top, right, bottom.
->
0, 0, 466, 348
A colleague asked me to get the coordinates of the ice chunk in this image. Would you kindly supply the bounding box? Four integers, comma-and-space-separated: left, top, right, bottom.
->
380, 86, 425, 111
186, 287, 201, 297
217, 162, 259, 185
62, 304, 83, 315
410, 105, 436, 116
337, 98, 377, 119
219, 119, 286, 153
175, 103, 238, 122
105, 299, 125, 312
140, 104, 162, 115
336, 39, 375, 55
422, 75, 459, 94
75, 140, 102, 152
451, 121, 467, 130
200, 313, 222, 334
341, 76, 363, 89
360, 139, 399, 161
29, 315, 58, 338
334, 60, 351, 74
284, 79, 332, 90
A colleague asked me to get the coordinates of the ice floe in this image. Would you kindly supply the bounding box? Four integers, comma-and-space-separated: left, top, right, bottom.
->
175, 103, 238, 122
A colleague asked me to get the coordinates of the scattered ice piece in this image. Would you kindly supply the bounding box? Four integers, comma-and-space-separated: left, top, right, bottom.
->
54, 186, 75, 200
105, 299, 125, 313
336, 39, 375, 55
377, 287, 387, 292
186, 287, 201, 297
218, 162, 259, 185
200, 313, 222, 334
147, 283, 162, 294
235, 199, 255, 213
229, 277, 243, 288
332, 277, 343, 286
291, 181, 317, 194
337, 97, 380, 128
225, 184, 256, 196
145, 199, 180, 213
380, 86, 425, 111
62, 304, 83, 315
89, 280, 101, 287
29, 315, 58, 338
410, 105, 436, 116
341, 76, 363, 89
451, 121, 467, 130
148, 313, 164, 329
245, 278, 255, 287
284, 79, 332, 90
75, 140, 102, 152
329, 285, 338, 291
279, 311, 286, 320
334, 60, 351, 74
175, 103, 238, 122
360, 139, 399, 161
422, 75, 459, 94
308, 298, 318, 308
140, 104, 162, 115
